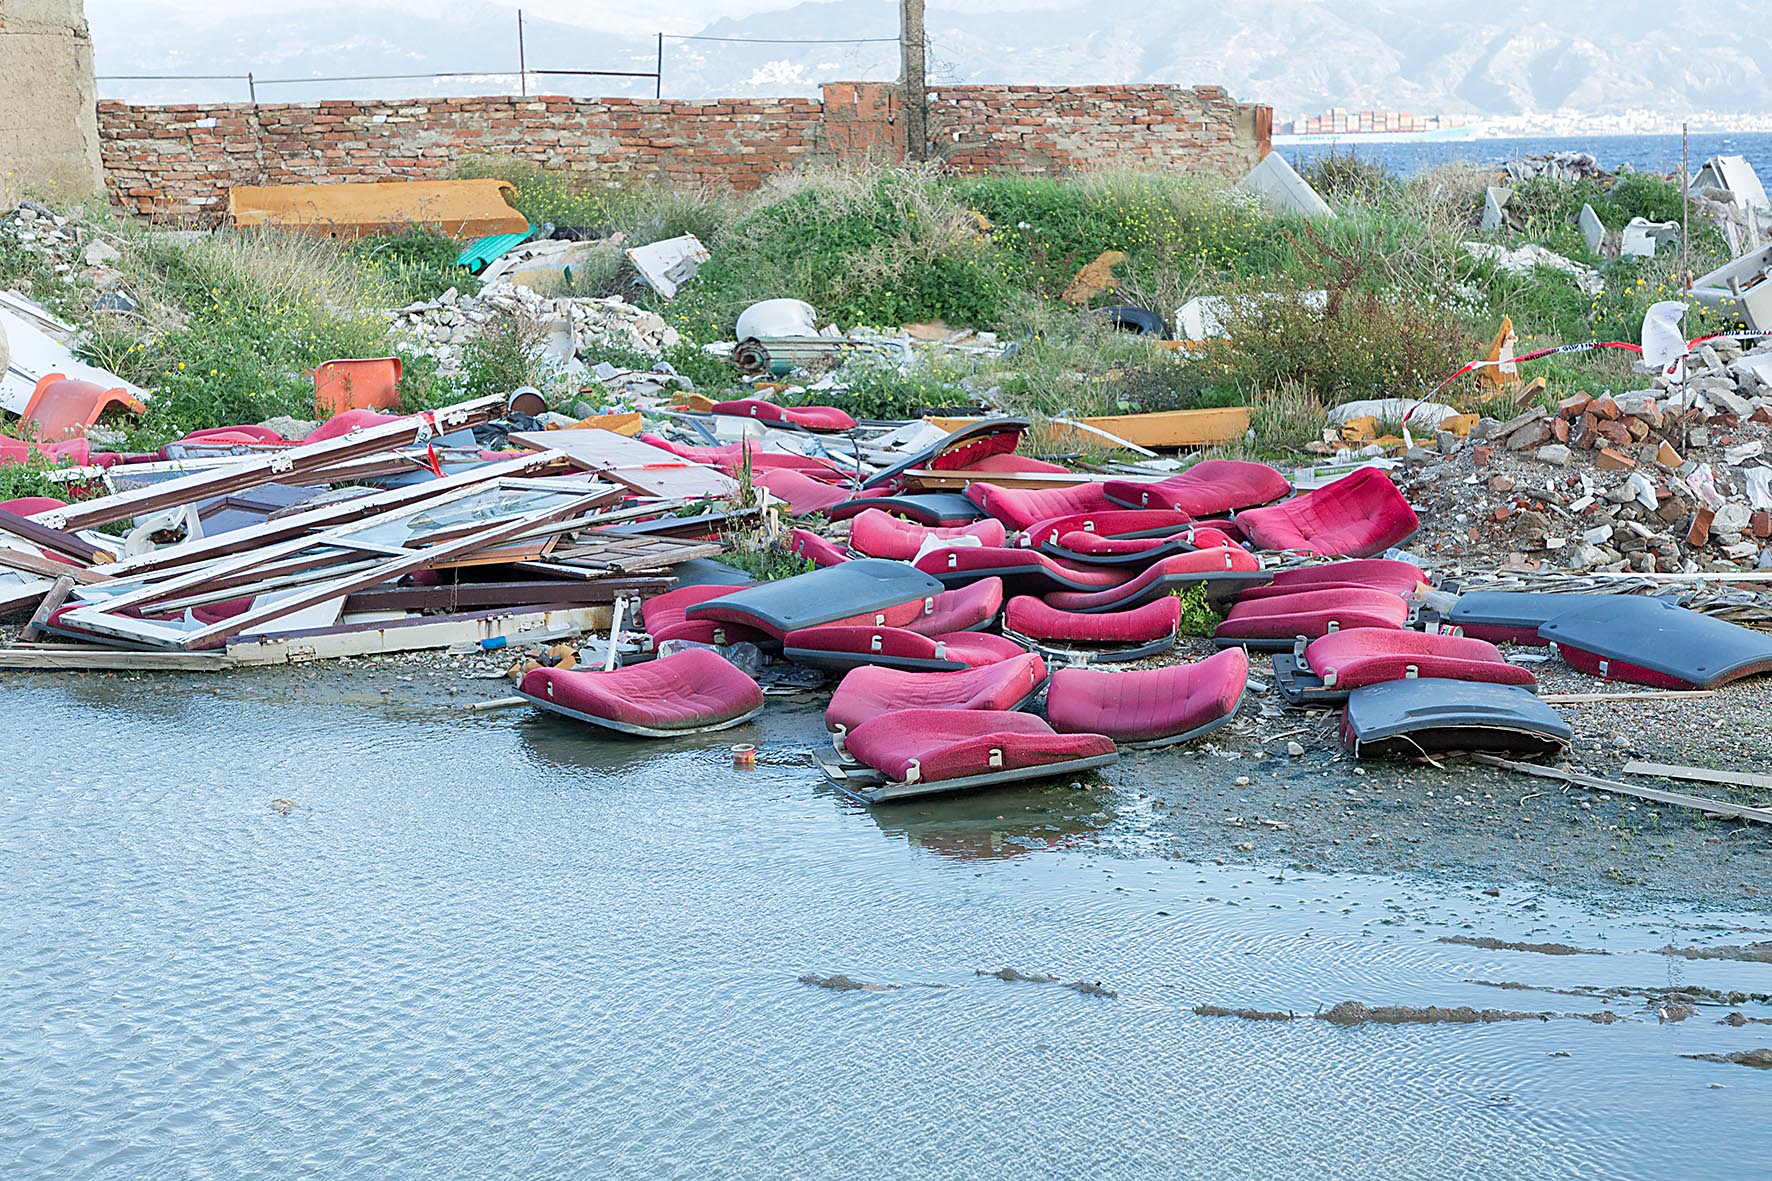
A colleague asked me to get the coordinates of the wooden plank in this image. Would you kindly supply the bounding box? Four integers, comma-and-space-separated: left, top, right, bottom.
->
0, 647, 232, 671
510, 429, 736, 498
225, 604, 611, 664
0, 547, 111, 584
1472, 755, 1772, 826
229, 178, 527, 238
0, 508, 114, 564
341, 578, 669, 613
928, 408, 1250, 450
1623, 761, 1772, 793
18, 575, 76, 642
37, 394, 506, 531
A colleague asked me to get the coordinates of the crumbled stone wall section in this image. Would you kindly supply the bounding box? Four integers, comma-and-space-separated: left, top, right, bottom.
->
927, 85, 1268, 176
96, 82, 1270, 220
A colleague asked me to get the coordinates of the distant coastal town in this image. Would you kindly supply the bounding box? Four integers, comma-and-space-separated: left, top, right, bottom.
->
1277, 106, 1772, 144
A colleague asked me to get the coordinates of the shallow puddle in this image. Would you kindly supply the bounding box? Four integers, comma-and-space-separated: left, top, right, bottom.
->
2, 671, 1768, 1178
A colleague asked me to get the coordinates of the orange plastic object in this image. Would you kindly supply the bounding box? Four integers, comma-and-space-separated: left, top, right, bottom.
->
228, 178, 528, 239
21, 374, 147, 441
558, 411, 642, 436
313, 358, 403, 417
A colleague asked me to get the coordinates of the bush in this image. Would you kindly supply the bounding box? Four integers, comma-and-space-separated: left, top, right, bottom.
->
348, 229, 479, 304
670, 167, 1015, 334
1299, 149, 1398, 206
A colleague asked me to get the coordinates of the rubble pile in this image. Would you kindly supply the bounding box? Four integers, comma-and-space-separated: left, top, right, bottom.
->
387, 282, 680, 376
1, 201, 129, 298
1403, 337, 1772, 573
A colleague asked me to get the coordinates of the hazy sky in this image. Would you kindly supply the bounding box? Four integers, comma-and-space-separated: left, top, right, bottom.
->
85, 0, 1066, 39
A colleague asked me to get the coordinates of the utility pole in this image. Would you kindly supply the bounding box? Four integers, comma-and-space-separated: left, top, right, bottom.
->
900, 0, 927, 161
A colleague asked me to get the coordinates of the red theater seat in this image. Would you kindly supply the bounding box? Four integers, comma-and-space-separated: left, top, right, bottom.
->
824, 652, 1048, 743
1104, 460, 1292, 515
518, 648, 765, 736
1234, 468, 1419, 558
1043, 648, 1250, 745
847, 507, 1006, 560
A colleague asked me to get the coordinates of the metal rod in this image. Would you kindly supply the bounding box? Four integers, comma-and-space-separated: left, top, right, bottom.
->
1681, 121, 1691, 290
656, 32, 664, 99
518, 10, 527, 97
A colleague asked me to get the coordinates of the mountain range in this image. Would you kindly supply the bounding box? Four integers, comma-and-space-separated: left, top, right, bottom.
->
88, 0, 1772, 121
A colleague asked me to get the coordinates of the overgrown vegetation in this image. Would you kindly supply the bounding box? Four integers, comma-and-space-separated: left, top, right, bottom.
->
3, 156, 1733, 457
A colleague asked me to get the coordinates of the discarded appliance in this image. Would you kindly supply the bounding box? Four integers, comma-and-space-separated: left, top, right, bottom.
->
627, 234, 710, 300
228, 179, 527, 239
1687, 244, 1772, 332
735, 299, 819, 340
1176, 291, 1327, 340
1619, 218, 1678, 259
1236, 153, 1335, 219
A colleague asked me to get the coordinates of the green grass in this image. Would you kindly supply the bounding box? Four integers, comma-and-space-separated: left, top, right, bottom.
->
3, 159, 1739, 456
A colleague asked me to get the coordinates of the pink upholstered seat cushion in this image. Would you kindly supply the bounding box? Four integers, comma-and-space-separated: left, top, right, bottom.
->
1235, 558, 1428, 602
845, 708, 1115, 785
1042, 547, 1262, 611
1235, 468, 1419, 558
1302, 628, 1536, 690
788, 528, 851, 567
304, 408, 406, 444
1104, 460, 1292, 515
963, 481, 1118, 531
784, 625, 1026, 670
520, 648, 764, 730
914, 546, 1133, 592
1044, 648, 1249, 743
1004, 594, 1180, 643
848, 507, 1007, 560
824, 651, 1049, 736
1020, 508, 1193, 548
1214, 588, 1410, 641
1056, 525, 1239, 556
711, 398, 858, 432
641, 585, 772, 647
957, 453, 1070, 474
755, 469, 853, 515
638, 434, 847, 479
903, 578, 1004, 635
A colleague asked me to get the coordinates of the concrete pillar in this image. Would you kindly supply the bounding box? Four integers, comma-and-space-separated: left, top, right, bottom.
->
0, 0, 105, 206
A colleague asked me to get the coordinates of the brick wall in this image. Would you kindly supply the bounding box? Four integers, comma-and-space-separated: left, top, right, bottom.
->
928, 86, 1267, 176
98, 82, 1270, 220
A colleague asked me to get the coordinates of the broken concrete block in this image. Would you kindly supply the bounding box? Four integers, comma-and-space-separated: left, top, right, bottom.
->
1579, 203, 1605, 254
1507, 420, 1553, 450
1592, 394, 1622, 420
1597, 447, 1636, 471
1656, 440, 1683, 468
1625, 417, 1650, 442
1536, 443, 1572, 466
1550, 417, 1570, 444
1482, 186, 1514, 232
626, 233, 710, 300
1237, 153, 1335, 219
